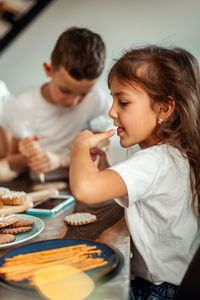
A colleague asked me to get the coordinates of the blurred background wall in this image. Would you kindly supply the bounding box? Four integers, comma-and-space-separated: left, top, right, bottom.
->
0, 0, 199, 162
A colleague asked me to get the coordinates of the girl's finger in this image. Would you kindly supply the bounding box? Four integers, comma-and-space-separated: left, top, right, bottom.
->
91, 129, 115, 147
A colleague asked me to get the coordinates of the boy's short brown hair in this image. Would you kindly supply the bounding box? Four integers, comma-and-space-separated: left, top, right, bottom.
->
51, 27, 106, 80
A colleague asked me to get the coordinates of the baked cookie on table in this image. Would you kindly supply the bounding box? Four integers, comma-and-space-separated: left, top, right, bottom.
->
0, 214, 34, 239
64, 212, 97, 226
0, 187, 10, 200
0, 215, 19, 228
1, 191, 27, 205
0, 214, 34, 246
0, 233, 15, 245
0, 199, 3, 209
7, 219, 34, 228
0, 226, 33, 234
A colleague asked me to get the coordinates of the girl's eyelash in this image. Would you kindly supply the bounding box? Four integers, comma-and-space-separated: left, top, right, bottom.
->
119, 101, 128, 106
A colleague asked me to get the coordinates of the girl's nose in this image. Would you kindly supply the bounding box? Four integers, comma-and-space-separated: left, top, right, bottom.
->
109, 104, 118, 119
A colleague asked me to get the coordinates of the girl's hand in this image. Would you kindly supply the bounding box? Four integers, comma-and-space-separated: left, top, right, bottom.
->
19, 136, 41, 158
70, 129, 115, 151
27, 151, 61, 174
90, 146, 110, 170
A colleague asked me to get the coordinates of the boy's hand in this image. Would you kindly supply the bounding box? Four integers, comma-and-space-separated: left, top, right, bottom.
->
18, 136, 41, 158
27, 151, 62, 174
70, 129, 115, 151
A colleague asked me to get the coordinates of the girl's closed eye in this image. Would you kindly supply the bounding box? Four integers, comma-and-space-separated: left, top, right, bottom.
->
119, 101, 128, 107
119, 99, 129, 107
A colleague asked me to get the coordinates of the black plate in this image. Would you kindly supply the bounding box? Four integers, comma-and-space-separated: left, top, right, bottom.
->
0, 238, 123, 290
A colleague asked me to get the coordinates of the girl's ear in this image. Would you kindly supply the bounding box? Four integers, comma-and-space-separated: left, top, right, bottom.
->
43, 62, 53, 77
156, 98, 175, 122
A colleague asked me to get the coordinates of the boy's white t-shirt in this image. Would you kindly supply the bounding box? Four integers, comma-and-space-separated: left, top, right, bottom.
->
0, 87, 111, 179
110, 144, 199, 285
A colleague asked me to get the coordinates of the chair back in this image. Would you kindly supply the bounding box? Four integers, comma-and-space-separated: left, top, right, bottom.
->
175, 246, 200, 300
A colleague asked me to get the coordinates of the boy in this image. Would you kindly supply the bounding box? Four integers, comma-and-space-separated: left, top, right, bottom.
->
0, 27, 109, 181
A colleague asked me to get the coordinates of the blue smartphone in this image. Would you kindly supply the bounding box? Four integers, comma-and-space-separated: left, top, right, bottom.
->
26, 194, 74, 216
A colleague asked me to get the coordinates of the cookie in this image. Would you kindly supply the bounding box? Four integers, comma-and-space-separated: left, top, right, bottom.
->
33, 181, 68, 191
0, 215, 19, 228
64, 213, 97, 226
1, 191, 27, 205
0, 226, 32, 234
0, 199, 3, 209
0, 233, 15, 245
8, 219, 34, 228
0, 187, 10, 200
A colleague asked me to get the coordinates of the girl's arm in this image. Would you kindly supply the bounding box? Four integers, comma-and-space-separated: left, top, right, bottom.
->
69, 130, 127, 204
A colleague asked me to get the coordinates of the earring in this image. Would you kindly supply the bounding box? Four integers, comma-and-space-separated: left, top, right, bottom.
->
158, 118, 163, 124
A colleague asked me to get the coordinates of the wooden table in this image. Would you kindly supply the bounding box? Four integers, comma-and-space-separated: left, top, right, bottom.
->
0, 177, 130, 299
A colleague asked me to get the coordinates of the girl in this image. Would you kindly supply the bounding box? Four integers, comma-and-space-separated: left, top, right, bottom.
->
69, 46, 200, 300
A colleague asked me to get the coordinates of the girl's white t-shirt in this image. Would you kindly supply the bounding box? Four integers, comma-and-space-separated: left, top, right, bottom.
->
110, 144, 199, 285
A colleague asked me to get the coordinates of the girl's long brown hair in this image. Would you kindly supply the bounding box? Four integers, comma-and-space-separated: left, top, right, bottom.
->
108, 46, 200, 213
